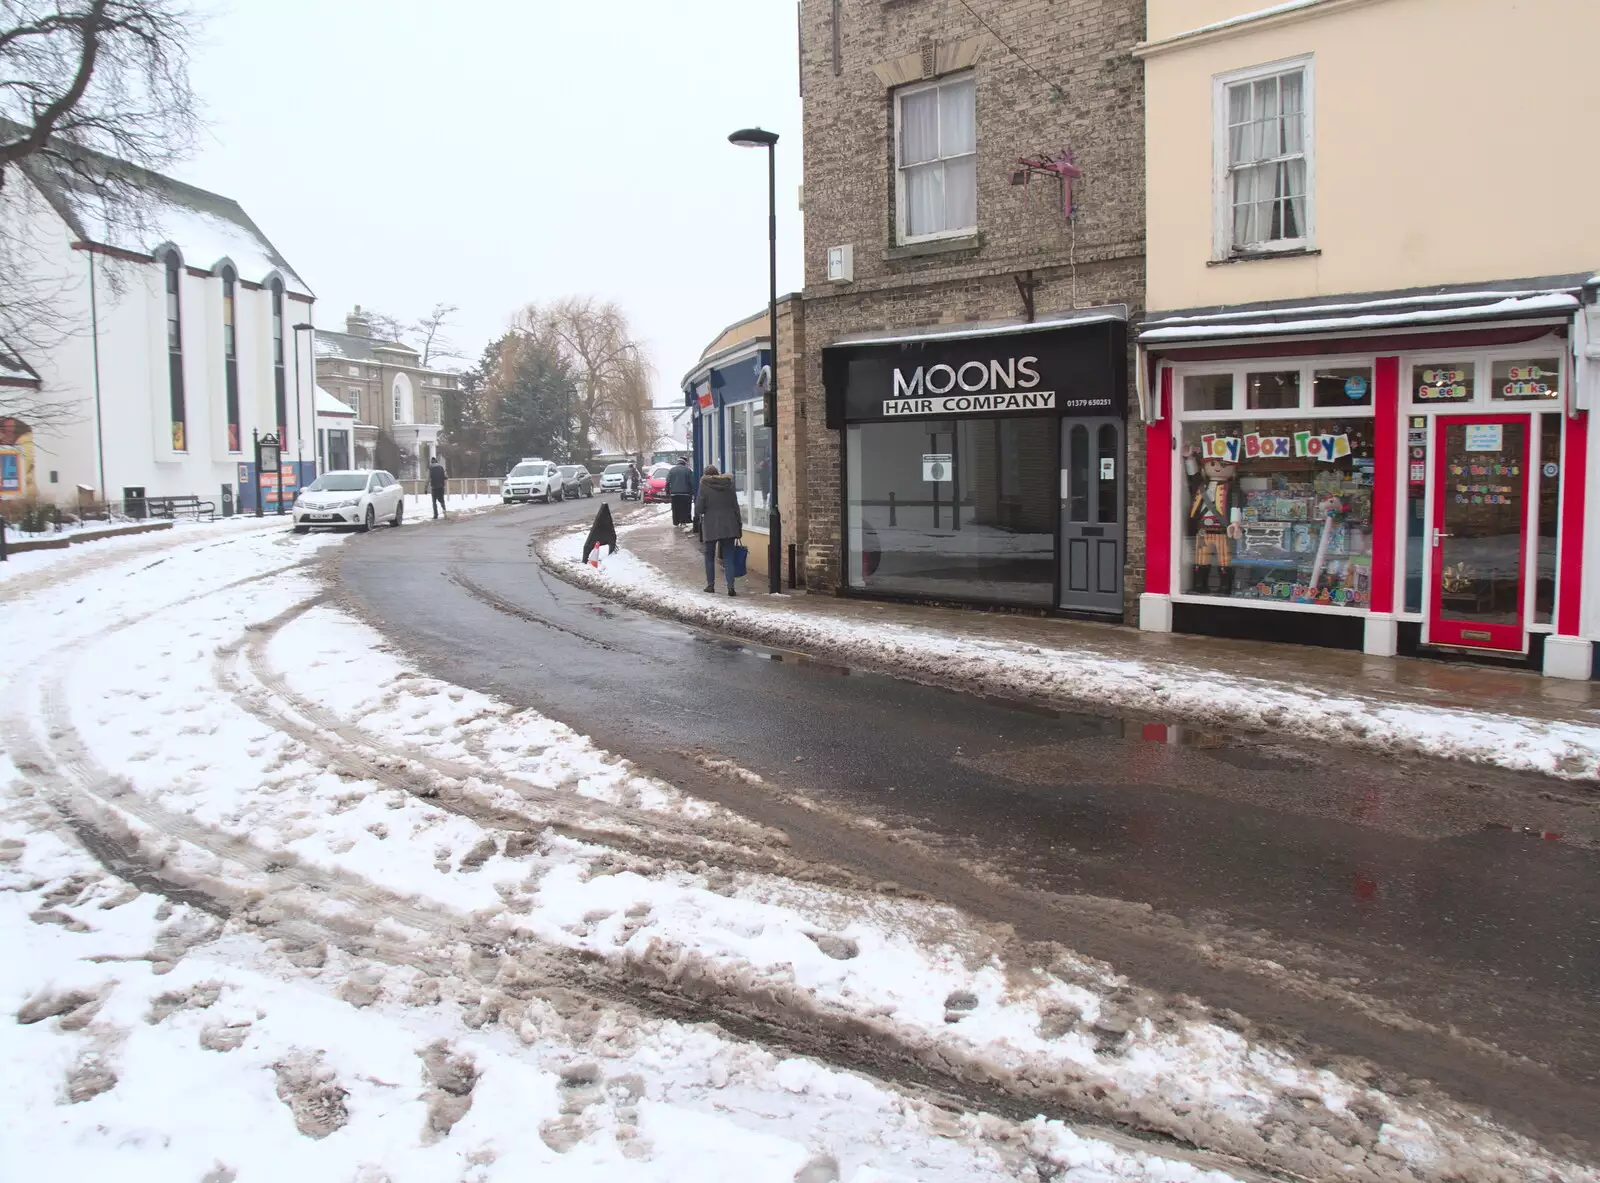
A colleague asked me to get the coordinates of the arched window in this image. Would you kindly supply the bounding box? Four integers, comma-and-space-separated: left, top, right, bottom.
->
164, 251, 186, 451
270, 278, 286, 441
391, 373, 412, 425
221, 266, 240, 451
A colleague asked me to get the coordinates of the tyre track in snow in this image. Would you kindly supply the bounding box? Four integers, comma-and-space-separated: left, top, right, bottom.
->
222, 595, 794, 871
0, 543, 1312, 1181
8, 604, 1296, 1183
12, 531, 1582, 1181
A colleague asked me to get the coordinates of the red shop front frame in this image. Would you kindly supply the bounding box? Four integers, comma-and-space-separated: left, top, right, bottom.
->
1427, 413, 1531, 652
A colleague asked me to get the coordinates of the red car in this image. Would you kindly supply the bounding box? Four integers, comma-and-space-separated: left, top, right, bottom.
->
642, 464, 673, 503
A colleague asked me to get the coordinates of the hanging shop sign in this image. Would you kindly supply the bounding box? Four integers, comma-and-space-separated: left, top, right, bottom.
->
824, 319, 1127, 426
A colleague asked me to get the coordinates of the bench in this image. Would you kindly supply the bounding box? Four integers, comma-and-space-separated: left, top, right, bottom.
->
142, 495, 216, 522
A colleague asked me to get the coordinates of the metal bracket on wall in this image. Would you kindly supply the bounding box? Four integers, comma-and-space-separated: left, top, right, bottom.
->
1014, 270, 1039, 323
1011, 148, 1081, 221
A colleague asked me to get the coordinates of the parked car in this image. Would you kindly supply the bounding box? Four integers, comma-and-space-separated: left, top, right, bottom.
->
502, 460, 563, 503
598, 462, 631, 492
557, 464, 594, 498
293, 469, 403, 533
642, 463, 673, 504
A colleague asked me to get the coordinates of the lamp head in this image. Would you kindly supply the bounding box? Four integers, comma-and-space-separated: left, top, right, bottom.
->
292, 322, 314, 331
728, 127, 779, 149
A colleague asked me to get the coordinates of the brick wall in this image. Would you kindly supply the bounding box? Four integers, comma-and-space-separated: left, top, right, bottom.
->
798, 0, 1147, 617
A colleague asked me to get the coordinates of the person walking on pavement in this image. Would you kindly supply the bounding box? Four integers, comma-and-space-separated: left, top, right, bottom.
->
696, 464, 742, 595
666, 455, 695, 528
625, 462, 640, 497
428, 456, 447, 519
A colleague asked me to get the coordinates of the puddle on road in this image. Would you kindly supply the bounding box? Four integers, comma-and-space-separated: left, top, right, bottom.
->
686, 622, 1589, 861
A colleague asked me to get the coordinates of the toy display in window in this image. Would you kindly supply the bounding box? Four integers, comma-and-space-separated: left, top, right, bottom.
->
1184, 444, 1242, 594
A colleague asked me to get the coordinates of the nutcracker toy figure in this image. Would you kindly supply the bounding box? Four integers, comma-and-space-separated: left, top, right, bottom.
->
1185, 444, 1242, 594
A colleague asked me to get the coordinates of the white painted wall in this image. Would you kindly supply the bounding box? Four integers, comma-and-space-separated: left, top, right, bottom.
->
9, 179, 316, 507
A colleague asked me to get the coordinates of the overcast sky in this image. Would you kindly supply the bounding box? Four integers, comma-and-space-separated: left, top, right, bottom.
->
180, 0, 804, 403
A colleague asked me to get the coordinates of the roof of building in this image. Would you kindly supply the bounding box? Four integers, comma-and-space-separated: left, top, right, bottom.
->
314, 386, 356, 418
0, 341, 41, 388
315, 329, 419, 364
19, 138, 311, 295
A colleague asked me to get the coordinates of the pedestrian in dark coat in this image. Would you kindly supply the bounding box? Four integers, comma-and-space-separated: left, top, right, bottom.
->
428, 457, 447, 518
666, 456, 695, 527
696, 465, 742, 595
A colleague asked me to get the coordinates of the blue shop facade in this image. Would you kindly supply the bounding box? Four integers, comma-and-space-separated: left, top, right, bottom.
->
682, 335, 775, 539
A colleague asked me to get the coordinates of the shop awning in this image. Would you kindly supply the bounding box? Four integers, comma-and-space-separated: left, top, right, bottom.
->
1139, 279, 1586, 346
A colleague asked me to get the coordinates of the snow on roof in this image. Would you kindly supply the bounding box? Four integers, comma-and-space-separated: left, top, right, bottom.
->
314, 387, 356, 418
0, 342, 40, 386
316, 330, 424, 365
1139, 293, 1579, 344
22, 149, 311, 294
827, 305, 1127, 349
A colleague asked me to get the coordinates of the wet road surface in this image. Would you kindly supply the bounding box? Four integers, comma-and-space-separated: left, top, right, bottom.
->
335, 499, 1600, 1148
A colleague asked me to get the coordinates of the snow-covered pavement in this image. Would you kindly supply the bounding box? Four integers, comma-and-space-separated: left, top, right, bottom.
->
540, 510, 1600, 783
3, 518, 1593, 1181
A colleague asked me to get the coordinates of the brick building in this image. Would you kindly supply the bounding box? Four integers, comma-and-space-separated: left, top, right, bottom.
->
798, 0, 1146, 617
313, 307, 456, 477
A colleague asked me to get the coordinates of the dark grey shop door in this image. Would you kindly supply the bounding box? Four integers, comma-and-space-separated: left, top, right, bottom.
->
1060, 418, 1124, 613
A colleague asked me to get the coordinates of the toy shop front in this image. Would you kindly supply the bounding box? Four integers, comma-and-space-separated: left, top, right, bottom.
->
1136, 282, 1597, 678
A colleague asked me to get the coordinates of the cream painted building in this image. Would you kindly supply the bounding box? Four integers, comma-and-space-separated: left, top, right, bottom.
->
1135, 0, 1600, 679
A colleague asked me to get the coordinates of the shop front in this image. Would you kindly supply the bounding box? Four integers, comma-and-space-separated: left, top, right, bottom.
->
686, 349, 772, 534
1138, 281, 1596, 677
822, 309, 1129, 614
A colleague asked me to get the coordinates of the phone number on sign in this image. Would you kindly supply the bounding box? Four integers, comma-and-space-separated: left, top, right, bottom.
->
1061, 397, 1113, 409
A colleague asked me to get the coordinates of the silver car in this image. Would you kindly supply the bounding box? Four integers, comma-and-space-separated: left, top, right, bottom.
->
293, 469, 404, 533
502, 461, 563, 503
598, 462, 631, 492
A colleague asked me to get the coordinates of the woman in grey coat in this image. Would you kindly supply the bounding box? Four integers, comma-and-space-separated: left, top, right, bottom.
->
695, 465, 743, 595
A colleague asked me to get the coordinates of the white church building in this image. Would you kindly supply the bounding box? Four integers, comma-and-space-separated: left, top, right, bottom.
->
0, 144, 317, 512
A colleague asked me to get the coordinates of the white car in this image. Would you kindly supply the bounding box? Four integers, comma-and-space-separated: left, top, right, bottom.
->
293, 469, 404, 533
502, 460, 563, 503
598, 462, 631, 491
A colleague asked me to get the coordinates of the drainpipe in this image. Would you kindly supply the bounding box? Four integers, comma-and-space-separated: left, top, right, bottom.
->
88, 246, 107, 502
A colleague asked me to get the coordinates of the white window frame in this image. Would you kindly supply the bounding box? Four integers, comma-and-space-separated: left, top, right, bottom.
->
347, 387, 363, 422
1169, 355, 1377, 618
1212, 55, 1315, 261
894, 72, 977, 246
392, 379, 405, 424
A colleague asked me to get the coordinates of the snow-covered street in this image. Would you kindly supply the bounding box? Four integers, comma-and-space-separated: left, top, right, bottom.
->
542, 509, 1600, 784
2, 518, 1594, 1182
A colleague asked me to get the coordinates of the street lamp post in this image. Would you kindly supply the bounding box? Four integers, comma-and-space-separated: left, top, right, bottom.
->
293, 323, 314, 486
728, 126, 782, 594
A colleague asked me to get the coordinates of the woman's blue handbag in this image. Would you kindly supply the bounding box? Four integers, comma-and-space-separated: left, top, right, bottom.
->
730, 544, 749, 578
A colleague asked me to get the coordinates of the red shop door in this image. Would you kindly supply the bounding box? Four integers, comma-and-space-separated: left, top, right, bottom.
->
1428, 415, 1530, 652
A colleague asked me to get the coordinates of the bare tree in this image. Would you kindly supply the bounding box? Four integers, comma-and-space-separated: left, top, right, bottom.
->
1, 0, 199, 189
517, 297, 651, 462
0, 0, 199, 424
414, 302, 461, 368
359, 308, 408, 344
